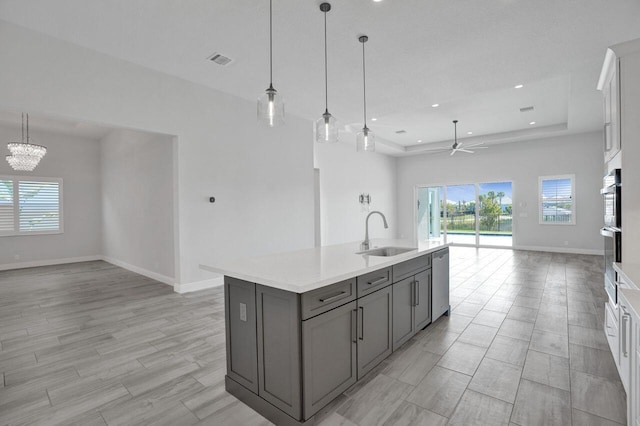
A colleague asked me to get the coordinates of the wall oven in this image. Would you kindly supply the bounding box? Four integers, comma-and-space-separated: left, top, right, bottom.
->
601, 168, 621, 306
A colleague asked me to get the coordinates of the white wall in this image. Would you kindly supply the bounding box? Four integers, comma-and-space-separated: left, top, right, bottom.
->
314, 139, 397, 245
0, 21, 315, 287
397, 132, 604, 254
100, 129, 175, 282
0, 125, 102, 267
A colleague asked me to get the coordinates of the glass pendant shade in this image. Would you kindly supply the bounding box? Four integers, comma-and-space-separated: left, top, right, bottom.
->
257, 85, 285, 128
356, 126, 375, 152
315, 110, 338, 143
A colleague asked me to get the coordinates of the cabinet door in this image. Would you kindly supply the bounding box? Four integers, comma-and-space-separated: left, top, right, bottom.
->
357, 286, 392, 380
605, 301, 620, 366
225, 277, 258, 393
619, 302, 632, 393
256, 285, 301, 419
635, 321, 640, 426
393, 277, 415, 351
302, 301, 357, 419
414, 269, 432, 331
432, 248, 450, 321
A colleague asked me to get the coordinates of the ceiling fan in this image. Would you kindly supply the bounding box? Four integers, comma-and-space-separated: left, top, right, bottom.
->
421, 120, 488, 156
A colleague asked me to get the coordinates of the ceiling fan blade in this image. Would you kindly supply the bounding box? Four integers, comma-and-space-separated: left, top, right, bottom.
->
450, 150, 456, 156
419, 146, 452, 152
464, 142, 486, 148
472, 146, 488, 149
459, 149, 474, 153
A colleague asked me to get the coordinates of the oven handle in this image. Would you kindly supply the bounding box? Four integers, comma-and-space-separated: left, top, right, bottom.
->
600, 186, 617, 195
600, 227, 615, 237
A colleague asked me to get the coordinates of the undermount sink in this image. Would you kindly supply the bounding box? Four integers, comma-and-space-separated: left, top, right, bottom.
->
358, 246, 416, 257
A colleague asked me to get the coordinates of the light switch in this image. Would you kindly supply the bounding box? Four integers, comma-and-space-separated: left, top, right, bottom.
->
239, 303, 247, 322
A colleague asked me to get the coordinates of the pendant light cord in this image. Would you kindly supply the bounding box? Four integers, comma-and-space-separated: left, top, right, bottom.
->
362, 40, 367, 127
324, 10, 328, 112
21, 113, 25, 143
269, 0, 273, 86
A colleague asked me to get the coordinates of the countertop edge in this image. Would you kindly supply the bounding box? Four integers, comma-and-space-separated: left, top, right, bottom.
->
200, 241, 450, 293
613, 262, 640, 290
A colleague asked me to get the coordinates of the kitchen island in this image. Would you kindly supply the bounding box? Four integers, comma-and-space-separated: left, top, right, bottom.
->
201, 239, 450, 426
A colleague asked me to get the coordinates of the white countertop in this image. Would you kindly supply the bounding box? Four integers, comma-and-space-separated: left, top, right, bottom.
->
200, 239, 449, 293
614, 262, 640, 319
613, 262, 640, 290
620, 288, 640, 319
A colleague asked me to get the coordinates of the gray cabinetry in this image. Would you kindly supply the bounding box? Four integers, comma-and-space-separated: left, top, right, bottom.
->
432, 247, 450, 321
224, 247, 449, 425
357, 285, 393, 379
392, 257, 432, 351
256, 285, 302, 419
414, 269, 432, 330
302, 301, 357, 418
224, 277, 258, 393
392, 276, 415, 351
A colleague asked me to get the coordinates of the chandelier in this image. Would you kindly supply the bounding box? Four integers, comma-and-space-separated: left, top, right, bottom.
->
6, 113, 47, 171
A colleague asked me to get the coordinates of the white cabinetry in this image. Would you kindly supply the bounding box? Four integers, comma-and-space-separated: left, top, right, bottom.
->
619, 288, 640, 426
598, 49, 620, 164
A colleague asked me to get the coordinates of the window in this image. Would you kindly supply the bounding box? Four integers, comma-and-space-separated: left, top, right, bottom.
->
0, 176, 63, 236
539, 175, 575, 225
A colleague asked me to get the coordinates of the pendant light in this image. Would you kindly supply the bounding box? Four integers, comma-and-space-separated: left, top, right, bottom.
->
315, 3, 338, 143
257, 0, 284, 127
6, 113, 47, 171
356, 35, 375, 152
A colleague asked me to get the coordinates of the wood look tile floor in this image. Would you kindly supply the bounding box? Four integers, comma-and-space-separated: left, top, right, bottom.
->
0, 248, 626, 425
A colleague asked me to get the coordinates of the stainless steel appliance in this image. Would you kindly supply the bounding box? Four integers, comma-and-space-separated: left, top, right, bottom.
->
601, 168, 621, 228
601, 168, 621, 306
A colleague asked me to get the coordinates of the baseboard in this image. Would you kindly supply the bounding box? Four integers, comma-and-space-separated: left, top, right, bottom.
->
174, 276, 224, 294
101, 256, 174, 286
512, 245, 604, 256
0, 255, 103, 271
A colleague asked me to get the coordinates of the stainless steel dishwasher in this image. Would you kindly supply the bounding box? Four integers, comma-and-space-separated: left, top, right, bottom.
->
432, 247, 450, 320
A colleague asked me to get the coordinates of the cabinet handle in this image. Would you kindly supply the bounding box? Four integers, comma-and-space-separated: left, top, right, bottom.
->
319, 291, 347, 303
359, 306, 364, 341
367, 276, 387, 286
622, 313, 630, 357
604, 122, 612, 152
415, 280, 420, 306
410, 281, 415, 306
351, 309, 357, 343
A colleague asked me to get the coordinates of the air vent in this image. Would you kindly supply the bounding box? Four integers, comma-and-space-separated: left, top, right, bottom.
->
395, 130, 407, 134
208, 53, 233, 66
519, 106, 534, 112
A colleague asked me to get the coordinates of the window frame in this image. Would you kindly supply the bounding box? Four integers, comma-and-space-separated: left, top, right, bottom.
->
0, 175, 64, 236
538, 174, 575, 226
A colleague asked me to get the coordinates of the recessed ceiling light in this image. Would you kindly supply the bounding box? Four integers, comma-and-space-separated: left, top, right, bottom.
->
467, 131, 473, 135
417, 139, 422, 143
529, 121, 536, 125
373, 0, 383, 2
371, 117, 377, 121
431, 103, 439, 108
514, 84, 524, 89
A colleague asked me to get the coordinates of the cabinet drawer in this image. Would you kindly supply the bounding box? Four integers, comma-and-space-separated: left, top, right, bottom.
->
357, 267, 392, 297
393, 254, 431, 282
301, 278, 356, 320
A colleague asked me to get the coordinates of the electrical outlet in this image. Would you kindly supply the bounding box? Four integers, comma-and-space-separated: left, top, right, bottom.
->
239, 303, 247, 322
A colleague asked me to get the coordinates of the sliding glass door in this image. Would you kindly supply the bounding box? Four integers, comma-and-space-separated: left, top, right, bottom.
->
416, 182, 513, 247
445, 184, 476, 245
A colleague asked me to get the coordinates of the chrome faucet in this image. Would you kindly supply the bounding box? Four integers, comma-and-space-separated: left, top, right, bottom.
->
361, 211, 389, 250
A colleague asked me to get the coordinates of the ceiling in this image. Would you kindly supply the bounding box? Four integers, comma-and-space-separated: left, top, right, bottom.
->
1, 0, 640, 156
0, 110, 114, 141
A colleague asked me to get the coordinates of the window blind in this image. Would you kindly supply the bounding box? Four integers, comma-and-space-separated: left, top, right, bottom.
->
0, 179, 14, 233
540, 177, 573, 224
18, 180, 60, 232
